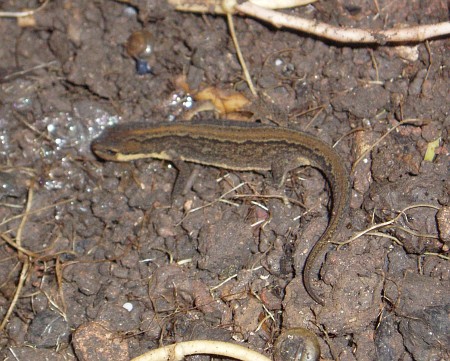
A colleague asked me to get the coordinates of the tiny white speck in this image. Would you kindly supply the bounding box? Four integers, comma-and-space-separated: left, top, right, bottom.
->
123, 302, 133, 312
274, 58, 283, 66
124, 6, 137, 16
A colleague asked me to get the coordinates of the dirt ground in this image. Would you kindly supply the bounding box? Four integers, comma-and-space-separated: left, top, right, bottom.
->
0, 0, 449, 360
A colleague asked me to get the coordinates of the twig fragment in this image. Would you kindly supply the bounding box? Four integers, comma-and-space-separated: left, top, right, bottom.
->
169, 0, 316, 13
0, 0, 49, 17
234, 2, 450, 44
170, 1, 450, 44
336, 204, 441, 248
352, 118, 425, 171
226, 13, 257, 96
0, 259, 30, 331
130, 340, 271, 361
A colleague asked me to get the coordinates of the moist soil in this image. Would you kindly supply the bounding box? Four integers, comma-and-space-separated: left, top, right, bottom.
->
0, 1, 449, 360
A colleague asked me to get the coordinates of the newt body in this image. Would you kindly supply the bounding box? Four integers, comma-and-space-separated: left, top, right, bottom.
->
92, 120, 351, 304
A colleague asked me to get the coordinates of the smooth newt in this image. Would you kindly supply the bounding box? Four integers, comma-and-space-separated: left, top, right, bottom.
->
92, 120, 351, 304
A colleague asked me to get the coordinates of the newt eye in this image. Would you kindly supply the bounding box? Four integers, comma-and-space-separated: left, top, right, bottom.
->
104, 149, 116, 156
93, 146, 117, 160
100, 149, 120, 159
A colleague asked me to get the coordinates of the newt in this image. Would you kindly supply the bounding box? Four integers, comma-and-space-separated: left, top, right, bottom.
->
92, 120, 351, 304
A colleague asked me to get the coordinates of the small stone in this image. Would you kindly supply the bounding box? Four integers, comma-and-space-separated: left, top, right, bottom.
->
72, 322, 129, 361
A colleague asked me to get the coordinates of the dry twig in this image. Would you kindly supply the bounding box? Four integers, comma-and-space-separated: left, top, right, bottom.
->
226, 13, 257, 96
0, 184, 35, 331
130, 340, 271, 361
352, 118, 425, 171
169, 1, 450, 44
336, 204, 441, 248
234, 2, 450, 44
0, 0, 49, 17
